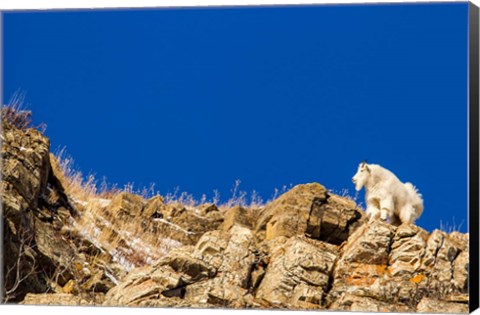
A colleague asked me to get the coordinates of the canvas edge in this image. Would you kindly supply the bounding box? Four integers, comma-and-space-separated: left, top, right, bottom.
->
0, 2, 476, 312
469, 1, 480, 313
0, 10, 5, 305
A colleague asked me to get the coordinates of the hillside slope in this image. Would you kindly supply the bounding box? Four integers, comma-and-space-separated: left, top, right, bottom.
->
1, 109, 469, 312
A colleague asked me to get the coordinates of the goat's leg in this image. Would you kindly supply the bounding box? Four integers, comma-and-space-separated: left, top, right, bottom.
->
399, 205, 416, 224
366, 199, 381, 223
379, 196, 394, 221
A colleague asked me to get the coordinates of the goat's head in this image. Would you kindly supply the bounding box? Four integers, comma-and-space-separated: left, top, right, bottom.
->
352, 160, 371, 191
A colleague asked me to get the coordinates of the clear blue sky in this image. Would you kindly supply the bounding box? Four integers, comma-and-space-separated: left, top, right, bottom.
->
3, 3, 469, 232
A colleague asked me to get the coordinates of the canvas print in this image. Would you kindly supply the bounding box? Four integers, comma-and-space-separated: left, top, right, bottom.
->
1, 2, 479, 313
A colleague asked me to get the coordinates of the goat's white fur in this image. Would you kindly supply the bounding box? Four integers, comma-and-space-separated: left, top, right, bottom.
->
352, 162, 423, 225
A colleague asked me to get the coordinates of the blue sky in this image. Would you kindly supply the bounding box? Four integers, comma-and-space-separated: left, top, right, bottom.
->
3, 3, 469, 232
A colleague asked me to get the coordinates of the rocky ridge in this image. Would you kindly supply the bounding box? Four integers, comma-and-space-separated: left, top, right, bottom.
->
1, 109, 470, 312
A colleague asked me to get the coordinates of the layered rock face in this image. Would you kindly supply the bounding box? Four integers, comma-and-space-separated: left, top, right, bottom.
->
101, 199, 469, 313
1, 112, 470, 313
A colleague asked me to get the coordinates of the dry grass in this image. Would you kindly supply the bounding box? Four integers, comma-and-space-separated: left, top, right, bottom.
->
73, 203, 180, 270
2, 92, 32, 130
52, 150, 185, 271
439, 217, 465, 233
1, 91, 46, 132
52, 148, 294, 270
50, 147, 313, 273
55, 148, 99, 202
164, 180, 293, 210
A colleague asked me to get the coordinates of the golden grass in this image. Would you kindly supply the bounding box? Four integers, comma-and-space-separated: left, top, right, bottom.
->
51, 150, 185, 271
50, 146, 297, 272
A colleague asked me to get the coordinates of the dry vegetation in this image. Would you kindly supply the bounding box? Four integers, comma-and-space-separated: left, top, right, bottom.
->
50, 148, 291, 272
1, 92, 46, 132
52, 150, 174, 270
1, 92, 31, 130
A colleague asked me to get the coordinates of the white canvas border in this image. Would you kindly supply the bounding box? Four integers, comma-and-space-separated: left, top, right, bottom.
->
0, 1, 478, 315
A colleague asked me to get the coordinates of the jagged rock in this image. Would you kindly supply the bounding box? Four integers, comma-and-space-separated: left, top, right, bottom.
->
255, 236, 338, 309
389, 224, 429, 277
2, 121, 54, 301
147, 203, 224, 245
173, 207, 224, 244
2, 120, 125, 302
2, 122, 51, 215
342, 220, 395, 264
432, 232, 461, 283
103, 225, 257, 308
184, 225, 257, 307
255, 183, 364, 244
155, 247, 216, 282
452, 251, 469, 291
219, 206, 251, 231
309, 194, 366, 245
328, 221, 470, 310
417, 229, 465, 296
142, 195, 165, 218
103, 264, 180, 306
330, 262, 390, 301
106, 192, 146, 219
197, 203, 219, 215
255, 183, 322, 241
416, 297, 468, 313
449, 231, 469, 251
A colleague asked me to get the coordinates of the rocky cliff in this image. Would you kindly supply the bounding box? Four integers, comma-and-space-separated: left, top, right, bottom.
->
1, 108, 470, 312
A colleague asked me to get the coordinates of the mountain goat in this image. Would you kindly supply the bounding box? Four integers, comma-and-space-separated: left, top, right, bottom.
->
352, 161, 423, 225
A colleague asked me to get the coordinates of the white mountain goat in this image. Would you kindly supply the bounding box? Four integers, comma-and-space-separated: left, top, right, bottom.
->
352, 161, 423, 225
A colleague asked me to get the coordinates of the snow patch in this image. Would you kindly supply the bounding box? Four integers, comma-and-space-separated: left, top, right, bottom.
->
95, 198, 112, 208
152, 218, 195, 235
71, 197, 88, 207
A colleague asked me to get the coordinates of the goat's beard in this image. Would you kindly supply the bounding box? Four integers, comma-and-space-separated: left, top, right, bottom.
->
354, 179, 365, 191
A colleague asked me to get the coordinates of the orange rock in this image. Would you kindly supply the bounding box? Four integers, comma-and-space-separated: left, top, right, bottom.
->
409, 274, 425, 284
345, 264, 388, 286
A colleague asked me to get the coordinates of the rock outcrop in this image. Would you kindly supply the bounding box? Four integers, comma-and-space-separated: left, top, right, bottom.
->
101, 210, 469, 312
254, 183, 364, 244
2, 118, 123, 302
2, 118, 63, 301
1, 108, 470, 312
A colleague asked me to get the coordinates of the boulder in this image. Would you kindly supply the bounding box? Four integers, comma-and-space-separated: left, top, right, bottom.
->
142, 195, 165, 218
219, 206, 251, 231
452, 251, 469, 291
389, 224, 429, 277
255, 183, 364, 244
184, 225, 258, 307
105, 192, 145, 219
255, 236, 338, 309
341, 220, 395, 264
196, 203, 219, 216
146, 203, 224, 245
